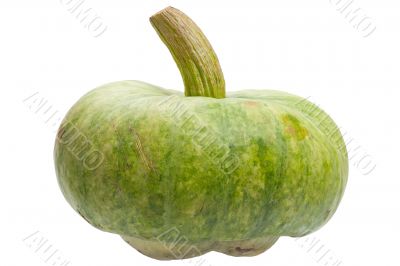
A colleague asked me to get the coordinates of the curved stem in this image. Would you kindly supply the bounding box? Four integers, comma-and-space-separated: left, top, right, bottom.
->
150, 7, 225, 98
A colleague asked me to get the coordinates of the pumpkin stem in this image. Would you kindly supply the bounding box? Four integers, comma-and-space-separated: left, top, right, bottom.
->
150, 7, 226, 98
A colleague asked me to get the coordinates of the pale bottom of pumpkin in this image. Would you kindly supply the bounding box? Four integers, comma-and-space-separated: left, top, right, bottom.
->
121, 234, 279, 260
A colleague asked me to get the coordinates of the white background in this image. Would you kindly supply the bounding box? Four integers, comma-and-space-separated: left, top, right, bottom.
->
1, 0, 399, 265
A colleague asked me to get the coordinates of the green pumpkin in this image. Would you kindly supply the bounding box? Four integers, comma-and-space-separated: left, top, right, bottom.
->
54, 7, 348, 260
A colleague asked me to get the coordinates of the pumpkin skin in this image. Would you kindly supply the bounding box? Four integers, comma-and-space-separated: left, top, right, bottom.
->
54, 80, 348, 259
